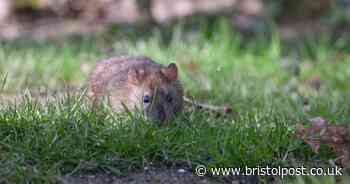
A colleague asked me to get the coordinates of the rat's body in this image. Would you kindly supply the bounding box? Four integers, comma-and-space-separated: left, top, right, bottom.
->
88, 56, 183, 122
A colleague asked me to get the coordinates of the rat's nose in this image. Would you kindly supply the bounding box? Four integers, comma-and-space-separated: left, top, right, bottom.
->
158, 108, 166, 122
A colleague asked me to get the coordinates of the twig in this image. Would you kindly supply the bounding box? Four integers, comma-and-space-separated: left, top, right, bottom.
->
184, 96, 232, 114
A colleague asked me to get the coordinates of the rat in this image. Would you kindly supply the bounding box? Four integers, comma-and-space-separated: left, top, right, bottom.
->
87, 55, 184, 122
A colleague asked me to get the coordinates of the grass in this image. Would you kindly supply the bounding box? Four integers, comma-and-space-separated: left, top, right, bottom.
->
0, 22, 349, 183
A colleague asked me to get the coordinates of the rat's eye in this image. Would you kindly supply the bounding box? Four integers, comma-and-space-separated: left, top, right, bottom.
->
143, 95, 151, 103
165, 94, 173, 103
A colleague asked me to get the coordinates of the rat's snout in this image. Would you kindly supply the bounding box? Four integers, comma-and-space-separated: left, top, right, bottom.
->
144, 104, 167, 122
158, 106, 166, 122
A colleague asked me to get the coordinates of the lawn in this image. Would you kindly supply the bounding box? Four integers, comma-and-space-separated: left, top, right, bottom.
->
0, 22, 350, 183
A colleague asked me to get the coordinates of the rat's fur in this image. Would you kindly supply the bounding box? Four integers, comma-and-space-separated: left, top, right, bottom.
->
88, 56, 183, 122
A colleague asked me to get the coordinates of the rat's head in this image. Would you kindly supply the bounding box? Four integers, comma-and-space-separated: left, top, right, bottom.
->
127, 63, 183, 122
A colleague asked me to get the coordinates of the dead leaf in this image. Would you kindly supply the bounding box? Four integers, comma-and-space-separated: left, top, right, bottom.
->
296, 117, 350, 167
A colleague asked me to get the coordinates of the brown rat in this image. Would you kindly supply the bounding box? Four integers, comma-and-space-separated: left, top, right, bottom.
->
87, 55, 183, 122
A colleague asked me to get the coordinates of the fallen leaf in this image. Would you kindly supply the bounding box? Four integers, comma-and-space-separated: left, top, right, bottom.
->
296, 117, 350, 168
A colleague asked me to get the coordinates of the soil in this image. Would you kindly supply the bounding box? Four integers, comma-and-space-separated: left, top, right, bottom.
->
60, 167, 260, 184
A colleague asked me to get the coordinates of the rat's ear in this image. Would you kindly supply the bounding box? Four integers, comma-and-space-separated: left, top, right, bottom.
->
161, 63, 178, 81
128, 68, 145, 84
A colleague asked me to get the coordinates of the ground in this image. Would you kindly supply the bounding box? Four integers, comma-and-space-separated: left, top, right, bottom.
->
61, 168, 225, 184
